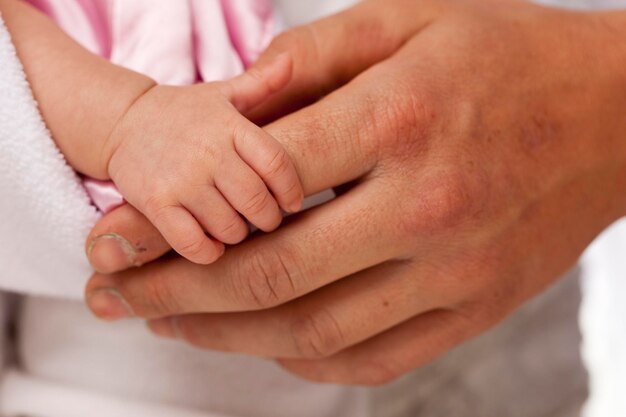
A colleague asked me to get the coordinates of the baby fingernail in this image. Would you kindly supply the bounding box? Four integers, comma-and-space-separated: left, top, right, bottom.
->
87, 288, 134, 321
87, 233, 137, 273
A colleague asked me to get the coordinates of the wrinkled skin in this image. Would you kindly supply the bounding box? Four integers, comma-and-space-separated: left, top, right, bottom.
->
85, 0, 626, 385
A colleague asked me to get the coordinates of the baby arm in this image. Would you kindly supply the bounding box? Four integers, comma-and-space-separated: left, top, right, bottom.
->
0, 0, 156, 178
105, 56, 304, 264
1, 0, 303, 265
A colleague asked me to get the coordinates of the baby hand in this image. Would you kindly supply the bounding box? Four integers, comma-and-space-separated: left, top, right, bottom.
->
104, 55, 303, 264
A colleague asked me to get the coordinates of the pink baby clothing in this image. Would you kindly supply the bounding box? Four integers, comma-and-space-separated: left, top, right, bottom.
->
25, 0, 275, 213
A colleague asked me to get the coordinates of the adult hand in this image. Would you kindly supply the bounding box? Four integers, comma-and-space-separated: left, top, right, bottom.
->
85, 0, 626, 385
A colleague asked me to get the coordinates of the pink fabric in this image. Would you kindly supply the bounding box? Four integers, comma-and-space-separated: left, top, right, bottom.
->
26, 0, 275, 213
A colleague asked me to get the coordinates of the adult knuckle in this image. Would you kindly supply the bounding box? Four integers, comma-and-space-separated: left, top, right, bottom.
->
291, 309, 346, 359
141, 275, 183, 316
400, 170, 473, 237
376, 81, 437, 149
232, 247, 301, 309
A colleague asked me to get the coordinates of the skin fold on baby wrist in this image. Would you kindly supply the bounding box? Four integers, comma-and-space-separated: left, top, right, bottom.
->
100, 75, 158, 180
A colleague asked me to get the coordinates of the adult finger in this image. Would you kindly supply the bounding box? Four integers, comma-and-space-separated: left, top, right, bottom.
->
87, 54, 413, 273
146, 260, 458, 358
265, 54, 415, 197
86, 180, 414, 320
249, 0, 442, 122
278, 308, 482, 385
86, 204, 170, 274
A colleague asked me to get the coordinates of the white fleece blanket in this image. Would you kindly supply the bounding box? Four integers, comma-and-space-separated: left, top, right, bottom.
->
0, 15, 99, 300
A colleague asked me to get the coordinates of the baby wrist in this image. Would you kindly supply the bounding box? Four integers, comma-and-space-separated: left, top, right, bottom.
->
99, 73, 157, 179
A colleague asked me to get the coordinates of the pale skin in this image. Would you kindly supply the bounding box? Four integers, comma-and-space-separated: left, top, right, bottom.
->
0, 0, 304, 265
8, 0, 626, 385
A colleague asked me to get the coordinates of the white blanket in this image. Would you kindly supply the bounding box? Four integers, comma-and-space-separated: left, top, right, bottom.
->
0, 13, 98, 300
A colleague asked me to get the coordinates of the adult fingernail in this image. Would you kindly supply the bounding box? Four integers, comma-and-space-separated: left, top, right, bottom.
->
87, 288, 134, 321
87, 233, 137, 274
147, 317, 178, 339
